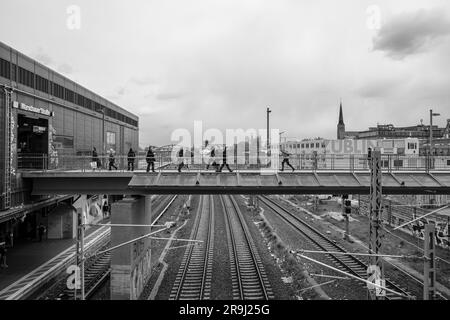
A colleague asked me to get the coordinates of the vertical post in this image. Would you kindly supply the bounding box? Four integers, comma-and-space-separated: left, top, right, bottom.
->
429, 109, 433, 157
388, 200, 392, 227
368, 149, 384, 300
423, 223, 436, 300
80, 211, 85, 300
342, 195, 349, 241
75, 210, 81, 300
266, 107, 271, 151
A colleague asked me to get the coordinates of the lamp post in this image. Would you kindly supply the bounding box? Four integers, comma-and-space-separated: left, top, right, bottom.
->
267, 107, 272, 151
429, 109, 440, 155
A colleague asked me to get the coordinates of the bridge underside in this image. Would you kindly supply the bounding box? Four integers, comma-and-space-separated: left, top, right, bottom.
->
22, 171, 450, 195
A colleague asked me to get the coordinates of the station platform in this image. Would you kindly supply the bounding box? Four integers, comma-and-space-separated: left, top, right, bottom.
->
0, 217, 110, 294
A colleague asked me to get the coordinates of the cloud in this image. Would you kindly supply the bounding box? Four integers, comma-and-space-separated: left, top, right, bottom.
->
33, 50, 53, 66
117, 87, 126, 95
130, 76, 157, 86
155, 92, 184, 100
372, 8, 450, 59
57, 63, 73, 74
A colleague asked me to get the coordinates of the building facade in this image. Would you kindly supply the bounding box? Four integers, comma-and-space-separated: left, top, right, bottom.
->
0, 41, 139, 244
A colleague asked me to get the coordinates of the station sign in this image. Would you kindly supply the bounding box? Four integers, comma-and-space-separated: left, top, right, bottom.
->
12, 101, 54, 117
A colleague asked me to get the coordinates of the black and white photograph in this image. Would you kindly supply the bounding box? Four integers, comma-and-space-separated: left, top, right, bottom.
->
0, 0, 449, 313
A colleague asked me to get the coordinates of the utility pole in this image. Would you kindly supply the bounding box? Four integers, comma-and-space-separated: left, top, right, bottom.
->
368, 149, 385, 300
342, 195, 350, 241
423, 223, 436, 300
266, 107, 271, 151
76, 210, 86, 300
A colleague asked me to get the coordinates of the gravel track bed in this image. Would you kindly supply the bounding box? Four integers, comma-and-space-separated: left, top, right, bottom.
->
152, 195, 201, 300
287, 195, 450, 300
258, 196, 366, 300
210, 195, 233, 299
232, 196, 292, 300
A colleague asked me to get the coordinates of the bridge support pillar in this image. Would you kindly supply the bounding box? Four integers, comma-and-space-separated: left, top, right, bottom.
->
110, 195, 152, 300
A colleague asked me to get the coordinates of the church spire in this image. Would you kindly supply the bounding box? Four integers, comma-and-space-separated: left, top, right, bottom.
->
338, 100, 344, 125
337, 100, 346, 139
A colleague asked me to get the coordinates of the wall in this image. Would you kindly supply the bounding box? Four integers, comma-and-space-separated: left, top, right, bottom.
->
111, 196, 151, 300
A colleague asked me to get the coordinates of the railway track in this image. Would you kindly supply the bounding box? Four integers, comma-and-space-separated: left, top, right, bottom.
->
259, 195, 412, 300
170, 195, 215, 300
220, 195, 274, 300
0, 225, 110, 300
1, 195, 179, 300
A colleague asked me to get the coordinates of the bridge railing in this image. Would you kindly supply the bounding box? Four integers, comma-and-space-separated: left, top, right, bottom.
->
16, 154, 450, 172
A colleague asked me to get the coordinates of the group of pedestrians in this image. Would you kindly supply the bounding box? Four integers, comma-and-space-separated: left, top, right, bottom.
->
177, 141, 234, 173
90, 143, 296, 173
91, 147, 140, 172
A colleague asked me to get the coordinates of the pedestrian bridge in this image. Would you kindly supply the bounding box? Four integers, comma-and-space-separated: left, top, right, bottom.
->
21, 171, 450, 195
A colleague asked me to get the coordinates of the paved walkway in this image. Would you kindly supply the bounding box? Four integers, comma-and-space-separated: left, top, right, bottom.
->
0, 217, 110, 291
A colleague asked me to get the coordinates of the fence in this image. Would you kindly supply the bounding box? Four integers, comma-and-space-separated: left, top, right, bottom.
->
16, 153, 450, 173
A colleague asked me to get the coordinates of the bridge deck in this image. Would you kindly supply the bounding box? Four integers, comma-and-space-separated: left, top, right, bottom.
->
22, 170, 450, 195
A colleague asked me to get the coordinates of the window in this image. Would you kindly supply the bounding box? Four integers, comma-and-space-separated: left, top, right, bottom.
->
35, 75, 49, 93
447, 160, 450, 166
301, 144, 304, 148
53, 83, 64, 99
408, 143, 417, 150
306, 144, 309, 149
0, 58, 10, 79
77, 94, 85, 107
393, 160, 403, 167
316, 143, 319, 148
65, 89, 75, 103
297, 144, 300, 148
322, 143, 325, 148
18, 67, 34, 88
53, 136, 74, 149
107, 131, 116, 151
85, 98, 92, 110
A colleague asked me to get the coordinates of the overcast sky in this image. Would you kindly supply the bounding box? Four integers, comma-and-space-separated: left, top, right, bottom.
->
1, 0, 449, 147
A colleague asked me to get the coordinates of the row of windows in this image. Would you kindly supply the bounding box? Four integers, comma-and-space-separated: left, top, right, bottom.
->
285, 142, 326, 149
0, 58, 138, 127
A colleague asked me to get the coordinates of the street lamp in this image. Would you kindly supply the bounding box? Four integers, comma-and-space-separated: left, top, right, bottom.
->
429, 109, 440, 155
267, 107, 271, 150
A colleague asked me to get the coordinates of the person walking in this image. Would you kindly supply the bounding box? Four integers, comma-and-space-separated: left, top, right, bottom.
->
102, 202, 109, 219
206, 146, 219, 171
0, 242, 7, 268
127, 148, 136, 171
146, 147, 156, 172
108, 149, 118, 171
218, 145, 233, 172
38, 223, 46, 242
92, 147, 99, 171
280, 149, 295, 172
177, 148, 185, 172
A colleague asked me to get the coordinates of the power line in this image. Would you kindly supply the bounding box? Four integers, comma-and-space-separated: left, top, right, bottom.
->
297, 253, 411, 298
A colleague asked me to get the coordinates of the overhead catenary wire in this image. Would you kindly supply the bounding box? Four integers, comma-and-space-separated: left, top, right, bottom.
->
381, 225, 450, 266
297, 249, 422, 260
297, 253, 412, 299
393, 205, 449, 230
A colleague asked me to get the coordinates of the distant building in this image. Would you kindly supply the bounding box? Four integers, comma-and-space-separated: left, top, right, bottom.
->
336, 103, 450, 155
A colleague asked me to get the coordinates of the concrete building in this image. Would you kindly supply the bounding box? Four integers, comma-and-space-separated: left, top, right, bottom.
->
0, 41, 139, 244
